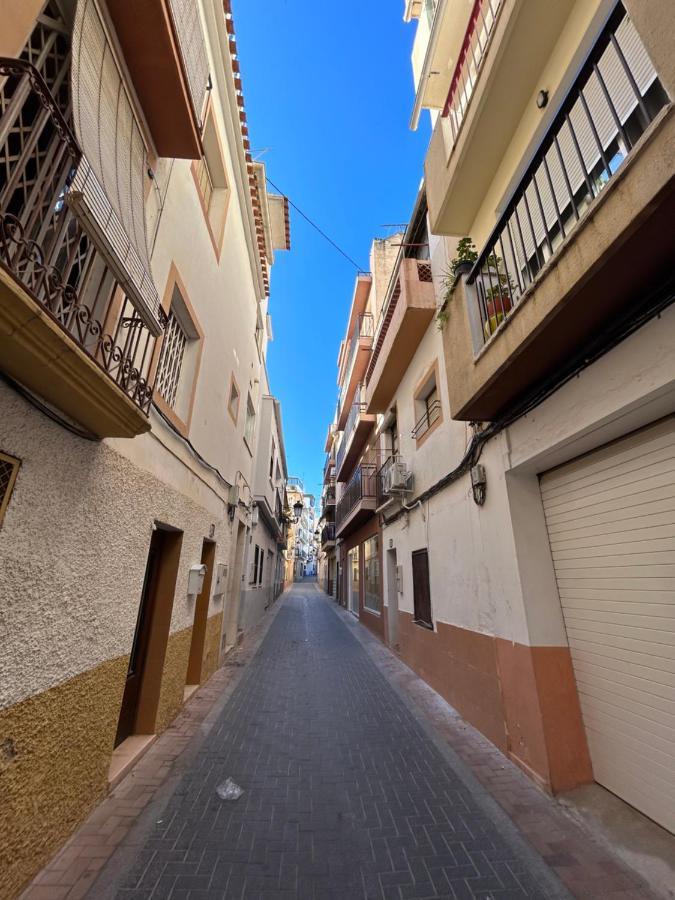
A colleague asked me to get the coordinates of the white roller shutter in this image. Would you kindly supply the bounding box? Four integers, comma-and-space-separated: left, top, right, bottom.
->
69, 0, 161, 331
541, 417, 675, 834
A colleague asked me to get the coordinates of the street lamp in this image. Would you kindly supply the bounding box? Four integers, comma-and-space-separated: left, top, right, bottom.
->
292, 499, 303, 521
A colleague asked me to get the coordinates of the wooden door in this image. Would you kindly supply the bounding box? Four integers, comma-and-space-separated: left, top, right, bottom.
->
115, 529, 163, 747
412, 548, 433, 628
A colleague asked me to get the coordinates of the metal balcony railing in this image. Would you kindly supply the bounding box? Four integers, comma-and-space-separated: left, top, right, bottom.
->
336, 458, 377, 530
0, 58, 162, 414
336, 385, 367, 475
339, 313, 373, 408
321, 523, 335, 545
442, 0, 503, 148
411, 399, 442, 440
466, 6, 667, 345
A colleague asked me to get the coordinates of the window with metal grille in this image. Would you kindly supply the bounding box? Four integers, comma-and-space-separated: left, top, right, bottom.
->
194, 157, 214, 212
156, 311, 188, 409
244, 395, 256, 448
412, 368, 442, 441
412, 548, 433, 628
0, 452, 20, 528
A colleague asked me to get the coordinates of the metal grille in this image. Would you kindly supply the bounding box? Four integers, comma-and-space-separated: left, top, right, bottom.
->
412, 398, 442, 439
0, 54, 158, 415
156, 311, 187, 409
417, 261, 433, 282
195, 157, 213, 211
0, 452, 20, 527
468, 5, 668, 344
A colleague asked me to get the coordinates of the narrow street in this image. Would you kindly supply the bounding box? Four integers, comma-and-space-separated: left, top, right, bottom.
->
86, 583, 567, 900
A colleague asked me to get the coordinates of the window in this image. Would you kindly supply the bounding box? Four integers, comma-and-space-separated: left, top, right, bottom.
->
412, 549, 433, 628
348, 546, 360, 615
192, 107, 230, 258
244, 395, 256, 449
155, 274, 203, 429
363, 536, 380, 613
275, 461, 281, 484
0, 451, 20, 529
156, 312, 187, 409
250, 544, 264, 586
228, 375, 240, 424
412, 365, 442, 442
269, 440, 275, 478
389, 415, 399, 457
255, 314, 264, 356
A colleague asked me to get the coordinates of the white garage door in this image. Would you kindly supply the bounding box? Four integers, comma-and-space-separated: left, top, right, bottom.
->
540, 417, 675, 834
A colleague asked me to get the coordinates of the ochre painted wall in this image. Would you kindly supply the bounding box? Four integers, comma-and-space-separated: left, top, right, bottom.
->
0, 655, 128, 900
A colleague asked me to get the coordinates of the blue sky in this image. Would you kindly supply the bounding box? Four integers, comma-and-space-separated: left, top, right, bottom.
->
234, 1, 430, 504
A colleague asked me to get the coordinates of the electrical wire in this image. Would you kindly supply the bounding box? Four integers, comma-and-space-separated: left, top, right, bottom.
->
265, 176, 366, 272
382, 275, 675, 528
0, 372, 100, 442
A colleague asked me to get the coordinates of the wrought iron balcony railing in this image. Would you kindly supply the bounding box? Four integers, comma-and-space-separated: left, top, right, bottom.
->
0, 57, 162, 415
321, 523, 335, 545
466, 6, 667, 345
336, 458, 377, 530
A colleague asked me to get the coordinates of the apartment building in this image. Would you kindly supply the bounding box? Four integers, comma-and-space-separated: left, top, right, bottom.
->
0, 0, 290, 894
241, 372, 289, 633
319, 427, 338, 597
285, 476, 312, 581
386, 0, 675, 833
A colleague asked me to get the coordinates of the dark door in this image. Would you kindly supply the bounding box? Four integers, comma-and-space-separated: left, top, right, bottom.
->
186, 539, 216, 687
412, 549, 433, 628
115, 529, 163, 747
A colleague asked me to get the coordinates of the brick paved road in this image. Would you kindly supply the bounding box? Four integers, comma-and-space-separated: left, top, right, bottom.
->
113, 584, 570, 900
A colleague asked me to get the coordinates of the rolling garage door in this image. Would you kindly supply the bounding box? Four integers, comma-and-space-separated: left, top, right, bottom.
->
540, 417, 675, 833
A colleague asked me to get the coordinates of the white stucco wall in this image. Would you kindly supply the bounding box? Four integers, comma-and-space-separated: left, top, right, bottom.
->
382, 299, 675, 650
0, 385, 233, 711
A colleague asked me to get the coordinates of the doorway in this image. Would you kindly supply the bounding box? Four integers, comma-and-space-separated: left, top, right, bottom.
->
115, 525, 183, 748
386, 548, 399, 649
185, 539, 216, 692
348, 546, 360, 617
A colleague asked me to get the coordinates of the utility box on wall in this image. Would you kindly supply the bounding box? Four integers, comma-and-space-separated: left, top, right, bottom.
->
187, 564, 207, 598
213, 563, 228, 599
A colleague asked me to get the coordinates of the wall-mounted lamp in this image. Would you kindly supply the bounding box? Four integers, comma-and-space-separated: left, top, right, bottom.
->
536, 89, 549, 109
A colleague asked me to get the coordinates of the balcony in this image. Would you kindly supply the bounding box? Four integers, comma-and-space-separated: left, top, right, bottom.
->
409, 0, 477, 127
426, 0, 589, 235
335, 385, 376, 482
365, 259, 436, 413
337, 314, 374, 429
106, 0, 209, 158
0, 58, 162, 438
335, 457, 378, 538
439, 7, 674, 420
321, 523, 336, 549
323, 454, 336, 485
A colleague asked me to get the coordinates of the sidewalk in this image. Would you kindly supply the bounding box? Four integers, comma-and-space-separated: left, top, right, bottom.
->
23, 584, 657, 899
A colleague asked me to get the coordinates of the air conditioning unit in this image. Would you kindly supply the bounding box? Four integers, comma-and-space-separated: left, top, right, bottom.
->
383, 459, 413, 494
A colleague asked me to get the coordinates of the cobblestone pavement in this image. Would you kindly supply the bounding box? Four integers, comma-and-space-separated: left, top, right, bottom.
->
108, 584, 570, 900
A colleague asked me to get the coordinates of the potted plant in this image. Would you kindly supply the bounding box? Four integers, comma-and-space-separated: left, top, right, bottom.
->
481, 251, 516, 337
437, 237, 478, 329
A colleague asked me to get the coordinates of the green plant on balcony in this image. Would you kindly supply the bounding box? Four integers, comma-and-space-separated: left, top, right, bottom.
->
481, 252, 516, 337
437, 237, 478, 330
